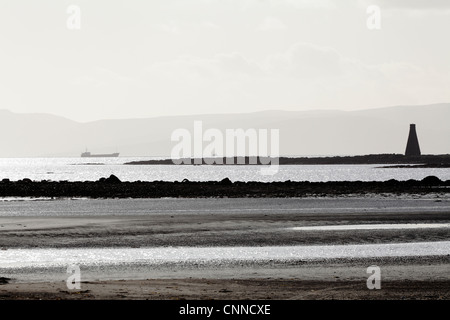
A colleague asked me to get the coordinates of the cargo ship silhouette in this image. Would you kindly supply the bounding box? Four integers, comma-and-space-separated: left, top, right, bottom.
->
81, 150, 119, 158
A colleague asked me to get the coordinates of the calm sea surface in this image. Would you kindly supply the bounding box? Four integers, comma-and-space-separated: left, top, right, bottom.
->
2, 242, 450, 269
0, 157, 449, 182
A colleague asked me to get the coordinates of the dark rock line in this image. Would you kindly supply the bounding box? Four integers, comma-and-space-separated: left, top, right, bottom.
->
0, 175, 449, 198
124, 154, 450, 166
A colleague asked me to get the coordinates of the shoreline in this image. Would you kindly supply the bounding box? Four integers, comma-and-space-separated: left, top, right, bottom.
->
2, 255, 449, 300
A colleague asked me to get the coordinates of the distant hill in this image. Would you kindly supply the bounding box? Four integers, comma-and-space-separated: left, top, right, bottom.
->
0, 103, 449, 157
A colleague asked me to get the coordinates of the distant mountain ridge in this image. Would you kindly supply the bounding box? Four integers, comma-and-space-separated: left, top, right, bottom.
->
0, 103, 449, 157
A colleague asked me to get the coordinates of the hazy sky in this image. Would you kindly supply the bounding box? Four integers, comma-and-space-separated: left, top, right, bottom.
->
0, 0, 449, 121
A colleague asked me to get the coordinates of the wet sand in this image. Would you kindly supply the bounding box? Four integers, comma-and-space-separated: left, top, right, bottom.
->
1, 255, 449, 300
1, 197, 450, 248
1, 197, 449, 300
1, 278, 449, 300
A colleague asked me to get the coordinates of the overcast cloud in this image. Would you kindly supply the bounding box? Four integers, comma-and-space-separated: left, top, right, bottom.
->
0, 0, 448, 121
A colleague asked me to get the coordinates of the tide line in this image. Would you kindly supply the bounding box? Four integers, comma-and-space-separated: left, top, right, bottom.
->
289, 223, 450, 231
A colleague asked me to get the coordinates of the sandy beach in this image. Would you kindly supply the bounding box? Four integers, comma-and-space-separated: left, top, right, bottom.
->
1, 196, 449, 300
2, 278, 449, 300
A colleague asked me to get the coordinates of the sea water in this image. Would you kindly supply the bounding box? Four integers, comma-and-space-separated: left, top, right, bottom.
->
1, 241, 449, 269
0, 157, 449, 182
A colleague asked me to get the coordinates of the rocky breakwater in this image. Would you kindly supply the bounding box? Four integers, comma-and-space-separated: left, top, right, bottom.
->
0, 175, 449, 198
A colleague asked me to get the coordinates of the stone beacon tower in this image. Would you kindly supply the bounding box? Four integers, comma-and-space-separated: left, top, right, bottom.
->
405, 124, 421, 156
